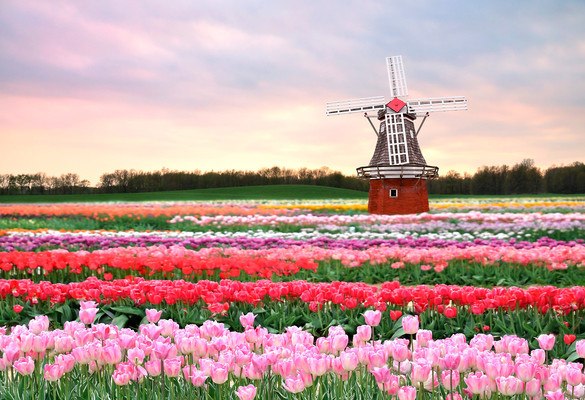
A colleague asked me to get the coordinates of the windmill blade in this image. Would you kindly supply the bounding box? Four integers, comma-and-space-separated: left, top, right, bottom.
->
407, 96, 467, 114
386, 56, 408, 98
385, 113, 410, 165
326, 96, 386, 116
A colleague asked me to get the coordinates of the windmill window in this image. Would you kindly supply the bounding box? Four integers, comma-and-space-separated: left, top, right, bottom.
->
389, 188, 398, 198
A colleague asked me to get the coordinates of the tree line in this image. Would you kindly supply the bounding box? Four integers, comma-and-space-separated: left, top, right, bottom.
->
0, 167, 368, 195
0, 160, 583, 195
427, 160, 585, 195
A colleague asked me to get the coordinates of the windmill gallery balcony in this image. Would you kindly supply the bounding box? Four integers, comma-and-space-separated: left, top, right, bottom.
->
356, 163, 438, 180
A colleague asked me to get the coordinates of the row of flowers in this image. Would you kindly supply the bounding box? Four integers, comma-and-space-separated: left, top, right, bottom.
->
4, 227, 581, 243
1, 307, 584, 399
2, 278, 585, 315
1, 244, 581, 279
0, 202, 295, 219
168, 211, 585, 230
1, 229, 582, 252
1, 198, 583, 217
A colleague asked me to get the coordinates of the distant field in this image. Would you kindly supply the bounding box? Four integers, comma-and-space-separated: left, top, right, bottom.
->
0, 185, 368, 203
0, 185, 583, 203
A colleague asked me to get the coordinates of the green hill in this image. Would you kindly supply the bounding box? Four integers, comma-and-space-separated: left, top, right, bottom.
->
0, 185, 368, 203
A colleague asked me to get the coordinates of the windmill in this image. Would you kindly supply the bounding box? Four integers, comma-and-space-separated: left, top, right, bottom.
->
326, 55, 467, 214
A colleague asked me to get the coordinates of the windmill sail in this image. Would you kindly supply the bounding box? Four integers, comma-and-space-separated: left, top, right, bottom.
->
386, 56, 408, 98
326, 96, 386, 116
407, 96, 467, 114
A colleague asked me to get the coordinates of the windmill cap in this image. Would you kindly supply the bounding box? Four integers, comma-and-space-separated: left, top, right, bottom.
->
387, 98, 406, 113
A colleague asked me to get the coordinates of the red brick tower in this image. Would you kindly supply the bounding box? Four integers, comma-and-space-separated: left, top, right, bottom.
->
326, 55, 467, 215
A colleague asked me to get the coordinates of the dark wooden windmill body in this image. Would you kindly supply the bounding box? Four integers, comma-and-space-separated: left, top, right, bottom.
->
326, 56, 467, 214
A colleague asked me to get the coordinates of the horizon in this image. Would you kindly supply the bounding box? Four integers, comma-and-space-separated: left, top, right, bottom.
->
2, 159, 581, 188
1, 1, 584, 185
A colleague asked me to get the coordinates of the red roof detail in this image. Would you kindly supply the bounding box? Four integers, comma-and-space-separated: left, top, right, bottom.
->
387, 97, 406, 113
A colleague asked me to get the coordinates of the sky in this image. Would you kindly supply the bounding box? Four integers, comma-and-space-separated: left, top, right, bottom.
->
1, 1, 584, 185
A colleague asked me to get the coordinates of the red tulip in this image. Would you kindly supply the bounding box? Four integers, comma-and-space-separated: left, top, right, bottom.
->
563, 334, 576, 345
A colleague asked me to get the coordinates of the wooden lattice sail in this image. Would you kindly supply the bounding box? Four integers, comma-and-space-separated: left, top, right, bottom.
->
326, 56, 467, 214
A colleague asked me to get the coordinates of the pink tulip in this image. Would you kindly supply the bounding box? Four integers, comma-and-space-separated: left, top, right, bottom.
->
565, 365, 583, 386
371, 366, 391, 384
239, 312, 256, 329
145, 309, 162, 324
308, 356, 328, 377
79, 307, 98, 325
576, 340, 585, 358
536, 334, 556, 351
28, 315, 49, 335
283, 375, 305, 393
415, 330, 432, 347
72, 347, 91, 364
411, 362, 431, 384
44, 364, 64, 381
32, 333, 49, 353
153, 340, 174, 360
401, 315, 419, 334
145, 358, 162, 376
507, 337, 529, 356
543, 373, 562, 392
158, 319, 179, 337
544, 390, 565, 400
128, 347, 145, 365
354, 325, 372, 343
397, 385, 416, 400
55, 354, 75, 373
139, 324, 163, 340
331, 334, 349, 353
190, 369, 208, 387
441, 370, 460, 391
101, 342, 122, 365
531, 349, 545, 365
465, 371, 490, 396
300, 371, 313, 388
363, 310, 382, 327
13, 356, 35, 375
112, 370, 131, 386
163, 357, 182, 377
19, 333, 34, 353
568, 384, 585, 399
80, 301, 98, 310
4, 342, 21, 364
443, 353, 461, 370
368, 349, 387, 368
516, 361, 537, 382
243, 363, 263, 380
210, 363, 229, 384
391, 343, 410, 362
339, 351, 359, 371
496, 376, 524, 396
54, 335, 74, 353
525, 378, 542, 397
236, 384, 257, 400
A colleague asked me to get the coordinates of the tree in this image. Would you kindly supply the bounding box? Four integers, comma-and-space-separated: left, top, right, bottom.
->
504, 159, 542, 194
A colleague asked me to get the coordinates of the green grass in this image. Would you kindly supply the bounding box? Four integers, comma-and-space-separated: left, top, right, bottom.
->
0, 185, 368, 203
1, 186, 582, 204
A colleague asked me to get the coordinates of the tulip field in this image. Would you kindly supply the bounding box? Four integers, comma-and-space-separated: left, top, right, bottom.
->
0, 197, 584, 399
